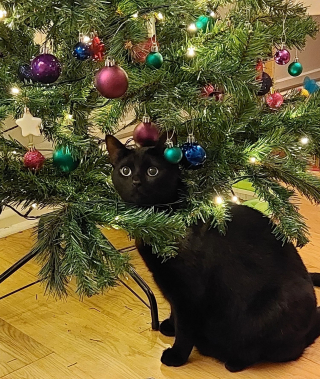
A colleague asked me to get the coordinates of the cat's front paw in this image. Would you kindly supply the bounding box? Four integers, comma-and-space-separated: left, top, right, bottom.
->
160, 319, 175, 337
161, 347, 188, 367
225, 360, 249, 372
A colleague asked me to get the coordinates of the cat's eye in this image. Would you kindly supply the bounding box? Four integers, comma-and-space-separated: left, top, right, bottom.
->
147, 167, 159, 177
120, 166, 132, 177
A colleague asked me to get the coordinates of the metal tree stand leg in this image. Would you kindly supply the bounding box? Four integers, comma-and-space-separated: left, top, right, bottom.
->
0, 246, 159, 330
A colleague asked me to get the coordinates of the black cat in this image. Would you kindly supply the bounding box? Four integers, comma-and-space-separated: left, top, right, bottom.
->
106, 134, 320, 372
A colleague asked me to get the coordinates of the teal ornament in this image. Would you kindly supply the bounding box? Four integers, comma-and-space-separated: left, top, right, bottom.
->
53, 146, 79, 173
146, 44, 163, 69
195, 15, 210, 31
164, 141, 183, 164
304, 77, 319, 95
288, 59, 303, 77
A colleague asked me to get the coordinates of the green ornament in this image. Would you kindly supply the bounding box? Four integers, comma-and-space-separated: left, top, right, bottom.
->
53, 146, 79, 173
164, 145, 183, 164
195, 15, 210, 31
146, 51, 163, 69
288, 60, 303, 77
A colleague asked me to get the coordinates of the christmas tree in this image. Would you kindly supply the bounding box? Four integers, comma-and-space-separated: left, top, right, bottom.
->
0, 0, 320, 297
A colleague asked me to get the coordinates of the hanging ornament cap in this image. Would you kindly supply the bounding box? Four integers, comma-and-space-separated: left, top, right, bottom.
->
105, 57, 116, 67
142, 114, 151, 123
187, 134, 196, 144
151, 43, 159, 53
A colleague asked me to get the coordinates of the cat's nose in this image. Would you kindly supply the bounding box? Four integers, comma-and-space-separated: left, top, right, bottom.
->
132, 178, 141, 186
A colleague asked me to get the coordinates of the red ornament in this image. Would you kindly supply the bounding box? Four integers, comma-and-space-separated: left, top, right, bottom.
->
133, 115, 159, 146
266, 92, 284, 109
131, 36, 158, 63
201, 84, 223, 101
24, 148, 45, 170
90, 35, 105, 61
95, 59, 128, 99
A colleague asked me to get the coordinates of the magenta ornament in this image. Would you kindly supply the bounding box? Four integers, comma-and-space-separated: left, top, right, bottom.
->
274, 48, 290, 65
31, 53, 62, 84
133, 115, 159, 146
95, 60, 128, 99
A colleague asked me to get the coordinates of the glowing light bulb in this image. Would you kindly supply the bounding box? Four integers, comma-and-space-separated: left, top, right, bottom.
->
132, 12, 138, 18
187, 47, 195, 57
249, 157, 257, 163
157, 12, 164, 20
32, 203, 37, 209
67, 114, 73, 120
210, 11, 215, 17
0, 9, 7, 20
114, 216, 120, 221
12, 150, 17, 154
83, 35, 91, 43
232, 196, 238, 203
11, 87, 20, 95
300, 137, 309, 145
188, 23, 197, 32
215, 196, 223, 205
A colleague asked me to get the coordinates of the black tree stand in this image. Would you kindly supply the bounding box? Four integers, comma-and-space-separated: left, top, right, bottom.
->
0, 245, 160, 330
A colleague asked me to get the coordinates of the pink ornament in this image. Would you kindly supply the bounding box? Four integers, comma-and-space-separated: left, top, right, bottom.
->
95, 60, 128, 99
24, 148, 45, 170
274, 48, 290, 65
266, 92, 284, 109
133, 115, 159, 146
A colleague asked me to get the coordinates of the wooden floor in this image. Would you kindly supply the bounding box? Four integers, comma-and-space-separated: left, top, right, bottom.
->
1, 197, 320, 379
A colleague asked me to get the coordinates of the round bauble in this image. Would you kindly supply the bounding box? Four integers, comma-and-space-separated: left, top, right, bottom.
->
201, 84, 223, 101
196, 15, 210, 31
31, 53, 62, 84
95, 64, 128, 99
300, 88, 310, 97
288, 61, 303, 77
133, 117, 159, 146
181, 142, 206, 166
164, 146, 183, 164
24, 149, 45, 170
274, 48, 290, 65
130, 37, 158, 63
18, 64, 35, 83
146, 51, 163, 69
304, 77, 319, 95
53, 147, 79, 173
266, 92, 284, 109
257, 72, 272, 96
73, 42, 91, 61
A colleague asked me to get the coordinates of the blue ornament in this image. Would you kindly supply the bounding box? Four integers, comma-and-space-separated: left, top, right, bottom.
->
181, 135, 206, 166
303, 77, 319, 95
73, 42, 91, 61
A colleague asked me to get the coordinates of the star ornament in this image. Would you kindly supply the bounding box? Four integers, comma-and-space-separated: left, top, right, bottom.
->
16, 108, 42, 137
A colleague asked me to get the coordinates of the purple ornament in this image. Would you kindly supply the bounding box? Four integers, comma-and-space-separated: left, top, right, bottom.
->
31, 53, 62, 84
95, 64, 128, 99
133, 116, 159, 146
274, 49, 290, 65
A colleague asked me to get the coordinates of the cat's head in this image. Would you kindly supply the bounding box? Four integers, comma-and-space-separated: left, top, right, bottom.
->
106, 134, 181, 206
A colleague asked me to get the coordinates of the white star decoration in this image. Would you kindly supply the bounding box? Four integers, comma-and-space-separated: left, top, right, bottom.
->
16, 108, 42, 137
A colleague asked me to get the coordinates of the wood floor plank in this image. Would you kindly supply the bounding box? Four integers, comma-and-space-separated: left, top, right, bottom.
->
0, 319, 51, 377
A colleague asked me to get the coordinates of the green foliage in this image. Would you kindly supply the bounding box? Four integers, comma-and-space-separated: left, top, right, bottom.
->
0, 0, 320, 296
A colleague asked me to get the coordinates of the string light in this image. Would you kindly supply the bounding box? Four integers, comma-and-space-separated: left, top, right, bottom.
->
215, 196, 223, 205
32, 203, 37, 209
187, 47, 195, 57
11, 87, 20, 95
132, 12, 138, 18
210, 11, 215, 17
12, 150, 17, 154
300, 137, 309, 145
0, 9, 7, 20
188, 23, 197, 32
157, 12, 164, 20
114, 216, 120, 221
249, 157, 257, 163
82, 35, 91, 43
66, 114, 73, 120
232, 196, 238, 203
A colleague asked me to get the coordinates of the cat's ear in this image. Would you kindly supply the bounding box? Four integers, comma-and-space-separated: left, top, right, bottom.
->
155, 131, 177, 151
105, 135, 128, 166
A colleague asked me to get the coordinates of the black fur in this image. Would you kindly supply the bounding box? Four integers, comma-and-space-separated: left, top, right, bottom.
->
106, 135, 320, 372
